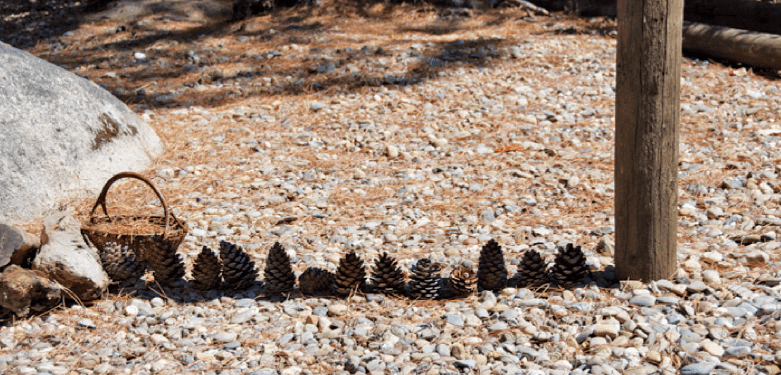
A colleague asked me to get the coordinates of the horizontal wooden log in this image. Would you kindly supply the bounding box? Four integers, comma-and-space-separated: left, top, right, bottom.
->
682, 22, 781, 70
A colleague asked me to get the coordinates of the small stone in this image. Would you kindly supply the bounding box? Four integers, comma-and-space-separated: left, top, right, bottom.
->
654, 279, 674, 291
353, 323, 370, 338
595, 236, 614, 255
509, 46, 523, 59
77, 318, 96, 329
706, 207, 725, 218
666, 313, 685, 325
741, 234, 762, 245
682, 258, 702, 272
452, 343, 467, 359
724, 346, 751, 356
599, 306, 630, 323
694, 301, 714, 315
488, 322, 509, 331
646, 350, 661, 364
701, 341, 724, 357
500, 308, 519, 320
593, 324, 618, 339
620, 280, 644, 291
454, 360, 476, 369
213, 332, 238, 342
310, 102, 326, 111
679, 204, 697, 216
431, 138, 447, 148
702, 270, 720, 285
444, 313, 464, 327
125, 305, 139, 316
686, 280, 709, 293
670, 284, 688, 297
386, 144, 399, 158
681, 362, 717, 375
231, 310, 256, 324
708, 327, 729, 341
681, 332, 702, 344
328, 304, 348, 316
629, 295, 656, 307
479, 290, 497, 307
150, 297, 165, 308
702, 251, 723, 262
384, 233, 398, 243
746, 250, 769, 264
281, 367, 302, 375
656, 296, 680, 305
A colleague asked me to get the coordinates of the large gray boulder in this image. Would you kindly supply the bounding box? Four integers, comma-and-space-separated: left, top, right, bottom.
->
0, 41, 163, 224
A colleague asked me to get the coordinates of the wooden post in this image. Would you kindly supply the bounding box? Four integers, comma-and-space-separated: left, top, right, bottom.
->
615, 0, 682, 281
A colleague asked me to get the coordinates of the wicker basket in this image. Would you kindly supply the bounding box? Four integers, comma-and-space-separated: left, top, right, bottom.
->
82, 172, 188, 266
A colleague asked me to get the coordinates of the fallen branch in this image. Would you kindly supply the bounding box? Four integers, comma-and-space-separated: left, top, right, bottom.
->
682, 21, 781, 70
505, 0, 550, 15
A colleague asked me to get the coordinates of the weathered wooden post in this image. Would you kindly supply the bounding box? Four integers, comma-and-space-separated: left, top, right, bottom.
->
615, 0, 683, 281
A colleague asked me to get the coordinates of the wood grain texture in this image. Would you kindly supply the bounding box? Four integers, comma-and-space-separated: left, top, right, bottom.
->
615, 0, 682, 281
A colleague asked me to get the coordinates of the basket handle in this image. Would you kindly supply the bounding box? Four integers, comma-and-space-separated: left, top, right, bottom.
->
89, 171, 181, 238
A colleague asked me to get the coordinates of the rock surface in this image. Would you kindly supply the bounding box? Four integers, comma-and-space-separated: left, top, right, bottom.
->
32, 214, 109, 301
0, 222, 40, 268
0, 41, 163, 223
0, 265, 62, 317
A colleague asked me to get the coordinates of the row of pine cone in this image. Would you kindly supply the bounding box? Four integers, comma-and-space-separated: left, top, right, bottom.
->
98, 238, 592, 298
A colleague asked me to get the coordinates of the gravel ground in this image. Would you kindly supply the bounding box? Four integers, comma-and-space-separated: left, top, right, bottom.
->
2, 2, 781, 374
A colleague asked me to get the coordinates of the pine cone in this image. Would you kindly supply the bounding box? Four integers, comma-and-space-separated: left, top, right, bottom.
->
99, 242, 147, 282
370, 252, 406, 296
263, 242, 296, 293
477, 239, 508, 292
145, 242, 185, 285
408, 258, 441, 300
191, 246, 222, 290
550, 243, 589, 288
298, 267, 334, 295
448, 262, 477, 297
220, 240, 258, 289
334, 251, 366, 296
510, 248, 549, 288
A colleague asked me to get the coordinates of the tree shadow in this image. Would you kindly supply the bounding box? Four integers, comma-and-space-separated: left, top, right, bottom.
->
0, 0, 234, 48
0, 0, 93, 48
4, 0, 525, 111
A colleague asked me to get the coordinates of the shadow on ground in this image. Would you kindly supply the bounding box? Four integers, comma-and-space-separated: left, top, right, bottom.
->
2, 0, 530, 110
